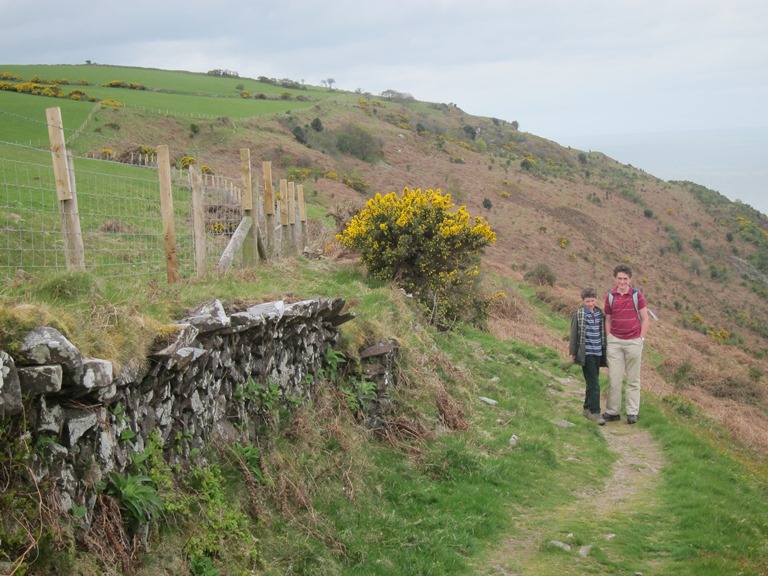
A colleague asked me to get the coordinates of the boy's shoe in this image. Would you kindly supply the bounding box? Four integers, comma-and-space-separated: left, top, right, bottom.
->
602, 412, 621, 422
627, 414, 638, 424
587, 412, 605, 426
589, 412, 606, 426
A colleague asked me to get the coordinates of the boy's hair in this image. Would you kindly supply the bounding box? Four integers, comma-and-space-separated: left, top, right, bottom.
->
613, 264, 633, 277
580, 287, 597, 299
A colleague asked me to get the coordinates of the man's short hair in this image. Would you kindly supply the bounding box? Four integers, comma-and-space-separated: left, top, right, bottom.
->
613, 264, 633, 277
580, 287, 597, 299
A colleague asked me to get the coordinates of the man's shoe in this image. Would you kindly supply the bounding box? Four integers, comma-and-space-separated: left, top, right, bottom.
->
627, 414, 638, 424
602, 412, 621, 422
582, 408, 591, 419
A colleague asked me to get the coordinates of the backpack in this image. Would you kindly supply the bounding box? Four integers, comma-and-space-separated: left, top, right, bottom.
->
607, 288, 640, 320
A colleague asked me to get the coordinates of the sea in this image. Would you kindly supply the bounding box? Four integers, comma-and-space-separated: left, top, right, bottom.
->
559, 126, 768, 218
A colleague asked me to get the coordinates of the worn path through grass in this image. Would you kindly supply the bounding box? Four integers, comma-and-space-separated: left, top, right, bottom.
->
473, 374, 667, 576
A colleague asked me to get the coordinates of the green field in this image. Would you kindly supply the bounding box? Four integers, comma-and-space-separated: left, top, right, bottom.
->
0, 63, 346, 145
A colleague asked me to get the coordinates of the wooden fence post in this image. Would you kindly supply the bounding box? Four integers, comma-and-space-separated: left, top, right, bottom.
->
262, 161, 275, 258
240, 148, 257, 266
297, 184, 308, 251
189, 165, 207, 276
46, 107, 85, 271
279, 179, 291, 256
254, 177, 267, 260
157, 145, 180, 284
288, 181, 297, 255
216, 217, 253, 272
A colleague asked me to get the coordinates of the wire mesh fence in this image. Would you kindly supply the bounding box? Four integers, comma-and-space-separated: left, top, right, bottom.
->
0, 144, 240, 282
1, 103, 310, 284
1, 150, 195, 281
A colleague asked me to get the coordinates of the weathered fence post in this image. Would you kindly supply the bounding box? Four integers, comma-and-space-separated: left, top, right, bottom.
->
288, 181, 297, 255
240, 148, 263, 266
189, 165, 207, 276
279, 179, 292, 256
46, 107, 85, 271
263, 161, 276, 257
157, 145, 180, 283
253, 177, 267, 261
297, 183, 308, 251
216, 217, 253, 271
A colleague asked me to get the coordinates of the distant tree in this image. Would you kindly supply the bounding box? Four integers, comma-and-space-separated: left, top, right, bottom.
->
482, 198, 493, 209
511, 120, 519, 130
311, 117, 324, 132
521, 158, 534, 171
380, 89, 415, 102
578, 152, 588, 165
321, 78, 336, 91
463, 125, 477, 141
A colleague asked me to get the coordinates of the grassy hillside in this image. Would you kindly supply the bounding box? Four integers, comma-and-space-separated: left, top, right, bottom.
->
1, 64, 768, 575
2, 61, 767, 454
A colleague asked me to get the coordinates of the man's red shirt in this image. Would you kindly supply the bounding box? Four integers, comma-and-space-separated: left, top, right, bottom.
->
605, 288, 646, 340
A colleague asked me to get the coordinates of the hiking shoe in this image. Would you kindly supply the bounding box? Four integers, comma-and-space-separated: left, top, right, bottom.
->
602, 412, 621, 422
587, 412, 605, 426
627, 414, 638, 424
582, 408, 592, 419
590, 412, 606, 426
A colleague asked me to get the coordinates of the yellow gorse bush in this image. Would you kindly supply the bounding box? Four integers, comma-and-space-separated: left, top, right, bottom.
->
337, 187, 496, 328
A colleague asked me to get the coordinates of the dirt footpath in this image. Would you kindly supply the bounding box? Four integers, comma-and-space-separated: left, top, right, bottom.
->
474, 375, 666, 575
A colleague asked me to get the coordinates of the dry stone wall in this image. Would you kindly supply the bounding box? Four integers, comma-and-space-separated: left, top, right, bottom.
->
0, 297, 364, 518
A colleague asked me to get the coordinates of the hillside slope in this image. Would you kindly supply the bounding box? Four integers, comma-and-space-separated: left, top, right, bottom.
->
2, 63, 768, 452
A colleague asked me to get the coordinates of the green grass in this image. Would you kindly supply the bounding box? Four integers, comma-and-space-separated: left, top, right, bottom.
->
0, 90, 96, 145
0, 63, 331, 144
1, 63, 324, 98
647, 401, 768, 575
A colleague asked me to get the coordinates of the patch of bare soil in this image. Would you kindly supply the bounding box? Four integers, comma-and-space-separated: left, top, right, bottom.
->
473, 375, 666, 576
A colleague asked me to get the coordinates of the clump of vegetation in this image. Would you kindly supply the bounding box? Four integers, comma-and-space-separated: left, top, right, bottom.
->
524, 263, 557, 287
335, 123, 383, 161
336, 187, 496, 328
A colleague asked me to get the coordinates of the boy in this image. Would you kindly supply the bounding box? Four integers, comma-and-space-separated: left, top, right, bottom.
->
569, 287, 607, 425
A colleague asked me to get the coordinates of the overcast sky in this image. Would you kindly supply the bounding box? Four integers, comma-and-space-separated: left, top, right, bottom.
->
3, 0, 767, 212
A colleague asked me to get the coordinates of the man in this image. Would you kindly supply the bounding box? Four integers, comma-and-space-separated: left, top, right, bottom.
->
603, 264, 648, 424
